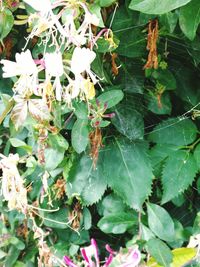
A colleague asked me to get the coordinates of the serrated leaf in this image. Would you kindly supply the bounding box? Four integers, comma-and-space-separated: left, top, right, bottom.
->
129, 0, 192, 14
0, 8, 14, 40
28, 99, 51, 122
71, 119, 89, 154
67, 155, 107, 205
112, 105, 144, 140
98, 212, 137, 234
104, 138, 153, 210
179, 0, 200, 40
161, 150, 198, 204
11, 101, 28, 129
147, 203, 175, 242
147, 238, 173, 267
148, 118, 197, 146
97, 90, 124, 109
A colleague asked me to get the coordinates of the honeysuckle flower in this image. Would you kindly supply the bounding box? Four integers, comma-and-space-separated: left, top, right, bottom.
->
45, 51, 64, 101
0, 154, 28, 213
71, 47, 96, 77
0, 50, 38, 96
81, 238, 100, 267
1, 50, 37, 78
118, 248, 141, 267
71, 47, 97, 92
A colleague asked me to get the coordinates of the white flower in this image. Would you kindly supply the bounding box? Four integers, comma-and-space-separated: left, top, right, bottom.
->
0, 154, 28, 213
1, 50, 37, 78
1, 50, 39, 96
71, 47, 96, 80
23, 0, 52, 12
45, 51, 64, 77
45, 51, 64, 101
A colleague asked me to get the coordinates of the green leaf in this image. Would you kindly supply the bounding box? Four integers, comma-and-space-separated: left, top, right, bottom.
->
89, 4, 104, 27
141, 224, 155, 241
146, 92, 172, 115
99, 0, 117, 7
193, 212, 200, 234
48, 133, 69, 150
100, 193, 127, 216
97, 90, 124, 109
104, 138, 153, 210
147, 248, 196, 267
41, 207, 69, 229
0, 249, 7, 260
4, 246, 20, 267
194, 143, 200, 170
97, 212, 137, 234
44, 148, 65, 171
67, 155, 107, 205
71, 119, 89, 154
159, 12, 178, 33
0, 8, 14, 40
147, 203, 175, 242
83, 208, 92, 230
147, 238, 173, 267
179, 0, 200, 40
152, 69, 176, 90
148, 118, 197, 146
9, 138, 32, 153
162, 150, 198, 204
112, 104, 144, 140
129, 0, 192, 14
73, 101, 88, 120
116, 28, 146, 58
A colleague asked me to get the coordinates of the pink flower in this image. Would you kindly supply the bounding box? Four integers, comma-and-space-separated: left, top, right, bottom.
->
119, 248, 141, 267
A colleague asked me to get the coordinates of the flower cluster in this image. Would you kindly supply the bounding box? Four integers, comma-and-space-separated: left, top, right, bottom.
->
63, 239, 141, 267
0, 153, 28, 213
0, 0, 103, 128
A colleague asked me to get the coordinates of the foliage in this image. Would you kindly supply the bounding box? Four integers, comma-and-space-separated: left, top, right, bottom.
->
0, 0, 200, 266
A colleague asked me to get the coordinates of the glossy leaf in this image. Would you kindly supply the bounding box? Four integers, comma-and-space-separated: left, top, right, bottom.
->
0, 8, 14, 40
129, 0, 192, 14
179, 0, 200, 40
98, 212, 137, 234
97, 90, 124, 109
147, 238, 173, 267
71, 119, 89, 154
147, 203, 175, 242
